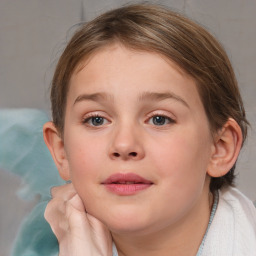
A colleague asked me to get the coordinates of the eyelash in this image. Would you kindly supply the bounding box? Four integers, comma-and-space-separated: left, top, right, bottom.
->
82, 113, 176, 127
147, 114, 175, 126
82, 113, 109, 127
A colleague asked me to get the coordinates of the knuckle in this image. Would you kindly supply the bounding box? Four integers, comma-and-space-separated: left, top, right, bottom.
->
44, 202, 54, 222
50, 186, 58, 197
50, 183, 76, 200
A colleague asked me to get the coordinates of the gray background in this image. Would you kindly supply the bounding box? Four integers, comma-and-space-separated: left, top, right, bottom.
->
0, 0, 255, 255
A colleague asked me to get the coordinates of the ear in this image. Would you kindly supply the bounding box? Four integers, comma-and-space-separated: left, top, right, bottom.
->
207, 118, 243, 178
43, 122, 71, 181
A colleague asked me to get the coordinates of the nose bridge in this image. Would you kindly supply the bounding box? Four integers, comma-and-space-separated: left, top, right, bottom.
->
109, 119, 145, 160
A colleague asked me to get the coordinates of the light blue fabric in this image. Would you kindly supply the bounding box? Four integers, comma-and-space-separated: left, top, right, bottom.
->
12, 202, 59, 256
112, 243, 119, 256
196, 191, 219, 256
0, 108, 64, 256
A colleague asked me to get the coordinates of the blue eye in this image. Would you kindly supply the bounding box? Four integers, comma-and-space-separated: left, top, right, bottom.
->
83, 116, 108, 126
91, 116, 104, 126
150, 115, 174, 126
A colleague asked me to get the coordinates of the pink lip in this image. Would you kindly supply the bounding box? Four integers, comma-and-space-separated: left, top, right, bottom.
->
102, 173, 153, 196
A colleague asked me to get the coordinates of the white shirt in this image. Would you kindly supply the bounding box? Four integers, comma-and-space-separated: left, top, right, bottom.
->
202, 187, 256, 255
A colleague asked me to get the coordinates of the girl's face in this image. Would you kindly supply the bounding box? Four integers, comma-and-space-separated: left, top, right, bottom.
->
63, 44, 214, 235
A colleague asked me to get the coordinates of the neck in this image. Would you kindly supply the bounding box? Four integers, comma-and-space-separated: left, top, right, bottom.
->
112, 184, 213, 256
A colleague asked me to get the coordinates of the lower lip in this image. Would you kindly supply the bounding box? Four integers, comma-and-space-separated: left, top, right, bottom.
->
103, 183, 152, 195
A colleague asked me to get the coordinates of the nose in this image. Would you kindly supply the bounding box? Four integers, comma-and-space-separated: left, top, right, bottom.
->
108, 124, 145, 161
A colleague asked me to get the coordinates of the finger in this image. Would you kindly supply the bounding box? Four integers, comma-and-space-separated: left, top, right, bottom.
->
45, 197, 66, 222
50, 183, 76, 200
86, 212, 108, 234
45, 192, 86, 235
44, 200, 68, 240
86, 213, 113, 253
50, 183, 74, 197
61, 195, 89, 237
68, 193, 86, 213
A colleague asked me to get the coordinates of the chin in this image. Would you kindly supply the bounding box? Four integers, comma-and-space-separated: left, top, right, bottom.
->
100, 207, 156, 235
108, 220, 151, 236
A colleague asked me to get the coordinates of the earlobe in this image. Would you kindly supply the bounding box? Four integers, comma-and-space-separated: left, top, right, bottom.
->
207, 118, 243, 178
43, 122, 71, 181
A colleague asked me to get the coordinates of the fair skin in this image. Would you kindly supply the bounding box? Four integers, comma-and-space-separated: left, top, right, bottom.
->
44, 44, 242, 256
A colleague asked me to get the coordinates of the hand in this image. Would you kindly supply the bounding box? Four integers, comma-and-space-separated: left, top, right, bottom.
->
45, 183, 113, 256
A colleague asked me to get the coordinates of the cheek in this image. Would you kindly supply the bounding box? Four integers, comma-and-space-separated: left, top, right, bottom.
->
150, 131, 211, 189
66, 134, 105, 168
148, 133, 211, 218
64, 135, 106, 193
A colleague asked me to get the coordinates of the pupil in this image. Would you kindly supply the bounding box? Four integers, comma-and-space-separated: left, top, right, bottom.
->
153, 116, 165, 125
92, 117, 103, 126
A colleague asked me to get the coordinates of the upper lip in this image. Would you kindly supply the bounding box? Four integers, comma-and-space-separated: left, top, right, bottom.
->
102, 173, 153, 184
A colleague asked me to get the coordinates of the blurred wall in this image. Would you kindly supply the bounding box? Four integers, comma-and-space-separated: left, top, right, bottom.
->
0, 0, 255, 255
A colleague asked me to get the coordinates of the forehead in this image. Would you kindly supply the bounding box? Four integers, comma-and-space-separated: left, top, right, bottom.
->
73, 42, 189, 82
71, 44, 189, 84
68, 44, 202, 108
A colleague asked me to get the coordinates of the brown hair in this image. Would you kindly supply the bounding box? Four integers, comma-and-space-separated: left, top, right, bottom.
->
51, 3, 248, 192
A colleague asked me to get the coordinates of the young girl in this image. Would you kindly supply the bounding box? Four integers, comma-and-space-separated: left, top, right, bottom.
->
43, 3, 256, 256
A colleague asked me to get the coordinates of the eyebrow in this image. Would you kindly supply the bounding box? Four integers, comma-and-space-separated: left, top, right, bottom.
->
73, 91, 189, 108
138, 91, 189, 108
73, 92, 114, 105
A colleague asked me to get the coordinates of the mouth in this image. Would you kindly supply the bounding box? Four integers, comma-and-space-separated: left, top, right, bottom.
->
102, 173, 153, 196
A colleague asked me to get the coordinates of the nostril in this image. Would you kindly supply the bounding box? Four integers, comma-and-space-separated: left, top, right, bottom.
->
129, 152, 137, 157
112, 151, 138, 158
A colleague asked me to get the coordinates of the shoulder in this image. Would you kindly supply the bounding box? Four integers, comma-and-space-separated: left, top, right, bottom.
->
219, 186, 256, 219
202, 187, 256, 255
217, 187, 256, 236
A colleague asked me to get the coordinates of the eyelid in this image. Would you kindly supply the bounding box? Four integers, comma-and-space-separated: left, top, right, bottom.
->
145, 110, 176, 122
82, 111, 111, 125
81, 110, 176, 126
83, 110, 110, 118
